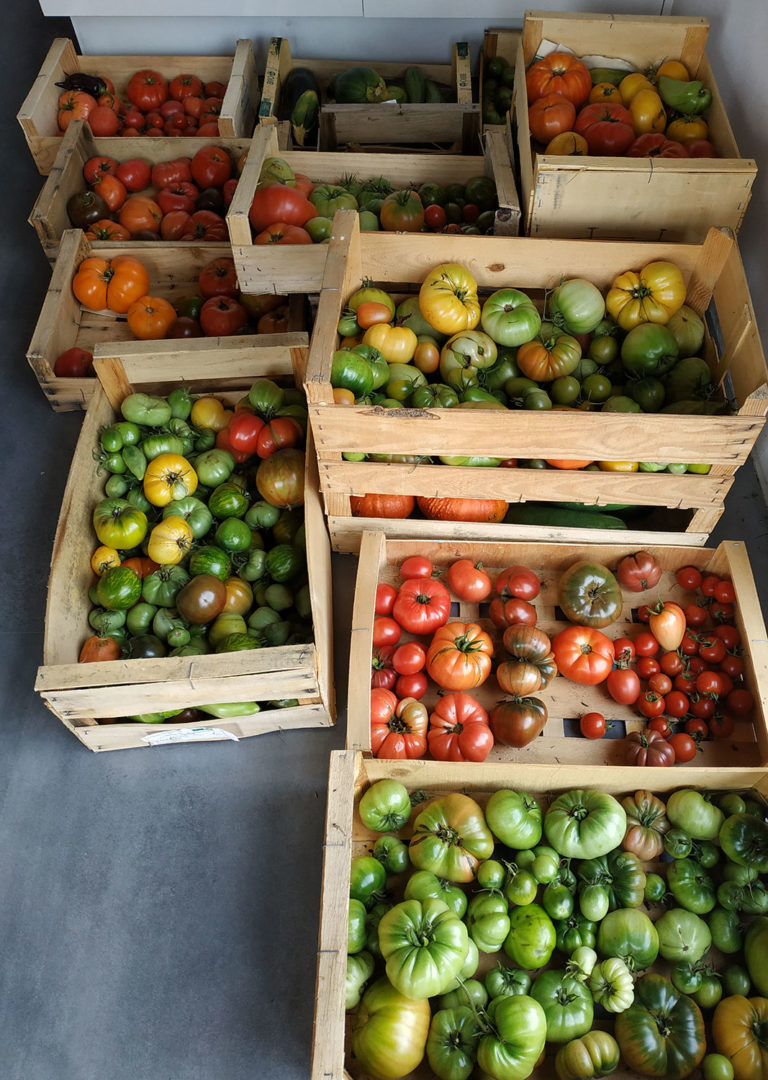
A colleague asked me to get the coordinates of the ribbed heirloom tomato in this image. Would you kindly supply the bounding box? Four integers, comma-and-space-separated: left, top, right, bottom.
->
526, 52, 592, 107
552, 626, 615, 685
392, 578, 451, 636
427, 693, 493, 762
72, 255, 150, 314
426, 622, 494, 690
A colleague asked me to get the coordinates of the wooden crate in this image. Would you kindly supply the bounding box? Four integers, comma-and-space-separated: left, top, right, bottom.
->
314, 748, 768, 1080
305, 212, 767, 551
258, 37, 479, 154
515, 12, 757, 241
227, 124, 520, 295
29, 118, 254, 260
34, 349, 335, 752
347, 531, 768, 767
479, 27, 522, 134
17, 37, 260, 175
25, 228, 306, 412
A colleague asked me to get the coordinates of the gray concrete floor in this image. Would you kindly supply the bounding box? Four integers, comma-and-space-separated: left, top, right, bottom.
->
2, 10, 768, 1080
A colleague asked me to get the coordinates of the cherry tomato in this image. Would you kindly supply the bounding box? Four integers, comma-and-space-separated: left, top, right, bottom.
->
607, 668, 641, 705
685, 717, 709, 739
392, 642, 427, 675
720, 653, 744, 679
424, 204, 447, 230
636, 657, 661, 679
637, 691, 666, 718
447, 558, 493, 602
701, 574, 720, 597
726, 688, 754, 715
636, 604, 652, 623
613, 637, 636, 663
717, 672, 734, 698
714, 624, 740, 649
372, 616, 402, 648
648, 716, 672, 738
684, 603, 708, 627
690, 695, 715, 720
659, 651, 684, 677
696, 670, 724, 696
400, 555, 433, 580
665, 690, 689, 718
676, 565, 703, 591
688, 656, 706, 676
710, 600, 735, 623
714, 580, 735, 604
680, 631, 700, 656
648, 673, 672, 696
371, 645, 397, 691
709, 712, 736, 739
580, 712, 606, 739
674, 673, 696, 695
495, 565, 541, 601
669, 731, 698, 762
396, 671, 428, 699
375, 584, 397, 616
634, 631, 660, 657
699, 637, 727, 665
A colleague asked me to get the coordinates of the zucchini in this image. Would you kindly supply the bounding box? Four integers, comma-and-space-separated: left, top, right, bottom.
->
403, 66, 426, 103
556, 501, 636, 513
424, 80, 442, 103
278, 67, 320, 147
504, 504, 628, 530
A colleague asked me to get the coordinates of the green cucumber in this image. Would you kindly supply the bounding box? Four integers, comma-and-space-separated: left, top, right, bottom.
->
556, 501, 635, 513
278, 67, 320, 147
424, 80, 442, 103
403, 66, 426, 103
504, 504, 628, 530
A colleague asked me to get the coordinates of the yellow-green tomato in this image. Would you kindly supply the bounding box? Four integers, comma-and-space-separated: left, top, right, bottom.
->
351, 976, 431, 1079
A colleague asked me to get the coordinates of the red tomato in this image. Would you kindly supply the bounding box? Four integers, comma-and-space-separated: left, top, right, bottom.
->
392, 579, 452, 636
425, 204, 447, 230
699, 636, 727, 665
573, 102, 635, 154
665, 690, 689, 718
495, 565, 541, 601
675, 565, 703, 591
356, 302, 394, 330
720, 653, 744, 679
710, 600, 735, 624
489, 597, 538, 629
169, 73, 204, 101
659, 651, 684, 677
400, 556, 433, 580
636, 604, 652, 623
637, 691, 665, 718
427, 692, 494, 763
93, 173, 127, 212
54, 346, 94, 378
84, 154, 118, 184
372, 616, 402, 649
684, 717, 709, 739
115, 157, 152, 192
679, 631, 700, 657
709, 712, 735, 739
552, 626, 614, 685
616, 550, 662, 593
375, 583, 397, 616
179, 209, 228, 242
690, 695, 715, 720
199, 296, 248, 337
121, 109, 146, 131
613, 637, 635, 664
726, 688, 754, 715
607, 667, 641, 706
669, 732, 698, 762
447, 559, 493, 602
396, 672, 428, 700
688, 656, 706, 676
636, 657, 660, 679
156, 181, 199, 216
256, 417, 303, 459
695, 669, 724, 696
248, 183, 317, 233
226, 411, 265, 456
626, 132, 690, 158
714, 624, 741, 649
198, 256, 239, 299
191, 145, 233, 188
526, 52, 592, 107
648, 716, 672, 738
214, 426, 249, 463
371, 645, 397, 690
684, 603, 708, 628
528, 93, 576, 144
701, 574, 720, 597
254, 222, 313, 245
674, 673, 696, 695
579, 712, 606, 739
392, 642, 427, 675
634, 631, 659, 657
648, 673, 673, 696
127, 69, 169, 112
714, 579, 736, 604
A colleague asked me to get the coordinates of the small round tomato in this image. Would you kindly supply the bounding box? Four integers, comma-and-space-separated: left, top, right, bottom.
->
675, 673, 696, 694
690, 695, 715, 720
495, 565, 541, 601
659, 651, 684, 677
665, 690, 690, 718
613, 637, 635, 664
648, 672, 672, 695
701, 574, 720, 597
684, 603, 708, 627
607, 667, 641, 705
726, 688, 754, 715
714, 624, 740, 649
396, 671, 428, 699
392, 642, 427, 675
425, 204, 447, 230
447, 559, 493, 602
717, 672, 734, 698
710, 600, 735, 623
687, 656, 706, 676
634, 631, 660, 657
676, 565, 703, 590
685, 717, 709, 739
636, 604, 652, 623
637, 691, 665, 718
680, 631, 700, 656
400, 556, 433, 580
373, 616, 401, 648
699, 637, 727, 664
648, 716, 672, 738
709, 712, 735, 739
636, 657, 661, 679
580, 712, 606, 739
720, 653, 744, 679
669, 732, 698, 762
375, 583, 397, 616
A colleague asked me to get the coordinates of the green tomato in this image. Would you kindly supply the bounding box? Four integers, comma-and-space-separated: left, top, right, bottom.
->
359, 779, 412, 832
467, 892, 511, 954
720, 812, 768, 873
435, 978, 488, 1012
614, 973, 706, 1080
629, 375, 665, 412
577, 849, 646, 911
485, 964, 531, 1000
745, 916, 768, 995
214, 517, 252, 553
667, 789, 725, 840
379, 898, 469, 999
304, 215, 333, 242
476, 858, 506, 892
597, 908, 659, 970
188, 545, 231, 582
121, 392, 172, 427
349, 855, 387, 907
544, 789, 627, 860
549, 278, 606, 335
125, 601, 157, 636
722, 963, 751, 997
644, 873, 667, 904
409, 793, 494, 884
589, 956, 634, 1014
345, 950, 375, 1010
88, 607, 127, 636
718, 792, 747, 817
531, 845, 560, 884
92, 497, 148, 550
530, 969, 594, 1044
621, 322, 679, 378
439, 331, 498, 392
579, 883, 610, 923
426, 1006, 478, 1080
588, 334, 619, 365
655, 907, 712, 963
554, 1030, 620, 1080
701, 1053, 735, 1080
358, 210, 380, 231
582, 372, 613, 403
671, 960, 705, 995
310, 183, 358, 218
602, 394, 642, 412
664, 827, 694, 859
481, 289, 541, 347
709, 906, 743, 954
504, 867, 538, 907
693, 973, 722, 1009
373, 834, 410, 875
542, 882, 575, 922
404, 870, 467, 919
476, 994, 547, 1080
194, 448, 235, 488
504, 903, 556, 970
666, 857, 716, 914
238, 548, 266, 584
95, 566, 142, 610
551, 375, 581, 404
351, 977, 431, 1075
555, 913, 596, 955
364, 902, 391, 959
485, 789, 542, 849
348, 897, 368, 954
164, 496, 213, 540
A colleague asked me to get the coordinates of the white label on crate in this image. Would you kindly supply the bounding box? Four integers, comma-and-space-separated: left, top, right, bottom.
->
141, 727, 240, 746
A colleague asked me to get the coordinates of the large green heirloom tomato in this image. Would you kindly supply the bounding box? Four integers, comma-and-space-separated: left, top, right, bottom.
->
193, 448, 235, 488
346, 950, 375, 1010
163, 496, 213, 539
351, 976, 431, 1079
439, 331, 498, 392
481, 289, 541, 347
427, 1006, 479, 1080
667, 789, 725, 840
93, 498, 148, 550
95, 566, 142, 610
504, 902, 556, 970
476, 993, 547, 1080
530, 969, 594, 1044
615, 973, 706, 1079
720, 813, 768, 874
485, 789, 542, 849
378, 898, 469, 999
350, 855, 387, 907
577, 849, 646, 910
309, 183, 358, 218
655, 907, 711, 963
555, 1030, 621, 1080
621, 323, 679, 378
666, 858, 716, 914
409, 793, 494, 883
331, 349, 375, 399
557, 563, 623, 629
467, 893, 511, 953
404, 870, 468, 919
544, 789, 627, 859
141, 565, 190, 607
121, 392, 172, 427
548, 278, 606, 335
359, 779, 412, 833
597, 908, 659, 971
486, 964, 531, 1000
745, 917, 768, 995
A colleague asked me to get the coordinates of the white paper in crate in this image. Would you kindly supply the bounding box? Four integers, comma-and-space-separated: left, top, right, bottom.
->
533, 38, 636, 71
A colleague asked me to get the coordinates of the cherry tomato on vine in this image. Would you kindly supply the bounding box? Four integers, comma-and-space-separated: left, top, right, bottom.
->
690, 695, 715, 720
637, 691, 666, 718
710, 600, 735, 623
580, 712, 606, 739
685, 717, 709, 739
676, 565, 703, 591
648, 716, 672, 738
424, 204, 447, 230
714, 580, 735, 603
373, 616, 402, 648
699, 637, 727, 665
613, 637, 635, 663
714, 624, 740, 649
674, 673, 696, 695
716, 672, 734, 698
720, 653, 744, 679
375, 583, 397, 616
669, 731, 698, 762
684, 603, 708, 627
680, 631, 700, 657
636, 604, 653, 623
648, 673, 672, 696
392, 641, 427, 675
400, 556, 433, 580
636, 657, 661, 679
701, 574, 720, 597
688, 656, 706, 676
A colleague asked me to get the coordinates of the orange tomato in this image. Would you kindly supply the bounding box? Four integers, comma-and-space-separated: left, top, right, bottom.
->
332, 387, 356, 405
619, 73, 655, 105
118, 194, 163, 236
126, 295, 178, 340
545, 131, 589, 155
589, 82, 622, 104
257, 306, 289, 334
57, 90, 97, 131
356, 301, 393, 330
526, 52, 592, 107
92, 173, 127, 213
413, 339, 441, 374
655, 59, 690, 81
545, 459, 593, 469
85, 219, 132, 242
72, 254, 150, 314
528, 93, 576, 144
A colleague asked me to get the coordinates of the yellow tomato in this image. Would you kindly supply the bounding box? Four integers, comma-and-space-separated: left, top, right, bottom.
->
712, 994, 768, 1080
363, 324, 418, 364
190, 396, 233, 432
606, 260, 686, 329
208, 612, 247, 648
222, 577, 253, 615
143, 454, 198, 507
666, 115, 709, 144
90, 545, 121, 576
340, 335, 362, 348
619, 72, 655, 105
419, 263, 481, 335
598, 461, 639, 472
545, 131, 589, 155
332, 387, 356, 405
656, 59, 690, 81
630, 89, 666, 134
147, 515, 194, 565
589, 82, 622, 104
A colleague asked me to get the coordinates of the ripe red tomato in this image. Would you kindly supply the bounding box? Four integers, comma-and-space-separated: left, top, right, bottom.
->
613, 637, 635, 664
226, 411, 265, 456
710, 600, 735, 624
155, 182, 199, 216
685, 717, 709, 739
248, 183, 317, 233
690, 695, 715, 720
488, 597, 537, 629
683, 603, 708, 627
392, 578, 452, 636
199, 256, 240, 299
447, 559, 492, 602
579, 712, 606, 739
573, 102, 635, 154
636, 657, 661, 679
151, 157, 192, 188
83, 154, 118, 184
115, 157, 152, 192
696, 669, 725, 696
637, 691, 665, 718
634, 631, 659, 657
552, 626, 614, 685
675, 565, 703, 591
400, 556, 433, 580
714, 624, 740, 649
526, 52, 592, 107
720, 653, 744, 679
665, 690, 690, 718
199, 296, 248, 337
425, 204, 447, 230
616, 550, 662, 593
726, 688, 754, 715
607, 667, 641, 706
392, 642, 427, 675
528, 93, 576, 144
674, 673, 696, 694
659, 651, 684, 677
648, 673, 672, 696
256, 417, 302, 459
698, 636, 727, 665
714, 579, 736, 603
127, 69, 169, 112
648, 716, 672, 738
372, 616, 402, 649
396, 672, 428, 700
669, 732, 698, 762
371, 645, 397, 690
54, 346, 94, 378
679, 631, 700, 657
375, 583, 397, 616
495, 565, 541, 601
709, 712, 735, 739
701, 574, 720, 597
169, 73, 204, 101
636, 604, 652, 623
191, 145, 233, 188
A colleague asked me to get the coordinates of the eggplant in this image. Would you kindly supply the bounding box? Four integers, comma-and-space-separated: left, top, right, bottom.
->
56, 73, 108, 97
